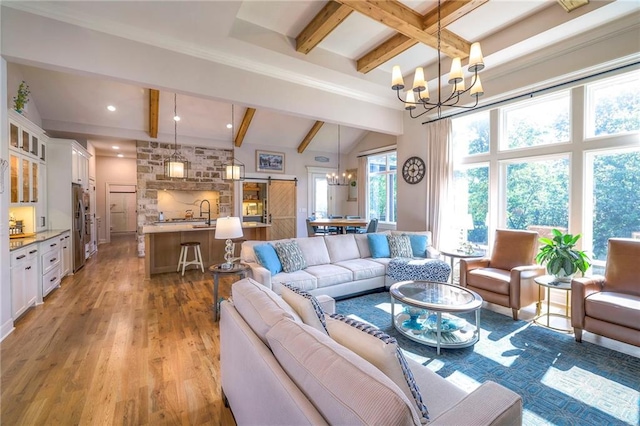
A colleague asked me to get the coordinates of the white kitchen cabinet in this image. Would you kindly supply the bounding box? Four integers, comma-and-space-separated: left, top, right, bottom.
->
9, 153, 39, 204
40, 238, 62, 298
37, 163, 47, 231
60, 231, 72, 278
71, 146, 90, 189
10, 246, 39, 320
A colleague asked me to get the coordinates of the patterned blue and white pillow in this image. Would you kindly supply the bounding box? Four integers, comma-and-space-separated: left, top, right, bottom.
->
387, 235, 413, 258
274, 241, 307, 273
280, 283, 328, 335
327, 314, 429, 423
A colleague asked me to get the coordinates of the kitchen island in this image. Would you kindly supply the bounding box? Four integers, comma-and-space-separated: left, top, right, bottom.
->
141, 222, 270, 278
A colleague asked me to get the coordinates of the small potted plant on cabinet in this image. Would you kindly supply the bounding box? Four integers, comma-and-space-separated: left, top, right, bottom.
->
13, 80, 31, 114
535, 228, 591, 282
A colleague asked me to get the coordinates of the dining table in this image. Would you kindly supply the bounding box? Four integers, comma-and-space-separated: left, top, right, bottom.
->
308, 218, 369, 234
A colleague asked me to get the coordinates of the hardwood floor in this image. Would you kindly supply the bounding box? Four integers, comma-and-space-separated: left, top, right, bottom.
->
1, 234, 230, 425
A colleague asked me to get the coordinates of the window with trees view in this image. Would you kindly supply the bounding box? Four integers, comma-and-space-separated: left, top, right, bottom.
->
367, 152, 397, 223
452, 68, 639, 269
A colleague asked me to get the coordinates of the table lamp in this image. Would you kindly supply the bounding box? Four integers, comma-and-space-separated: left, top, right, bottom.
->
215, 216, 243, 268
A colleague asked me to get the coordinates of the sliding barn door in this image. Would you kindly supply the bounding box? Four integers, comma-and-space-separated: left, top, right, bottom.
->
268, 180, 296, 240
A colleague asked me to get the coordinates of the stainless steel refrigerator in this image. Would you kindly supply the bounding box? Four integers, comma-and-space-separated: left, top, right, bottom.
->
72, 183, 86, 272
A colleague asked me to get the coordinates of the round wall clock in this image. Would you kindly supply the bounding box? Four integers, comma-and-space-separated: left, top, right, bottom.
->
402, 156, 426, 184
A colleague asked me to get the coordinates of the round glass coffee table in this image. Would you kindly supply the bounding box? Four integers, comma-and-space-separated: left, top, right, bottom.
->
389, 281, 483, 355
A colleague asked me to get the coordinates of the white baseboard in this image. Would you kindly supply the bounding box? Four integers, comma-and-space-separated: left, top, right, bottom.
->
0, 318, 15, 342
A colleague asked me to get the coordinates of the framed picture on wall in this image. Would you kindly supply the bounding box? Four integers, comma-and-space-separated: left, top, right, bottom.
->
256, 150, 285, 173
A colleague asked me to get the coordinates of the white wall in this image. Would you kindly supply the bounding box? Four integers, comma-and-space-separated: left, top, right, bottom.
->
95, 156, 137, 243
1, 57, 13, 340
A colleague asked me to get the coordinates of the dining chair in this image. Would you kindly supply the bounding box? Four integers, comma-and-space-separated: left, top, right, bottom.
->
345, 215, 362, 233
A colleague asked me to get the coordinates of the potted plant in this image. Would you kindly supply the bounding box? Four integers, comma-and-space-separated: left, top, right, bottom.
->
13, 80, 31, 114
535, 228, 591, 282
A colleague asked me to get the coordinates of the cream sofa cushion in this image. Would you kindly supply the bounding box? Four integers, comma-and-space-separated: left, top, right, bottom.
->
334, 258, 387, 281
266, 318, 420, 426
354, 233, 372, 258
271, 270, 318, 294
305, 264, 354, 288
326, 315, 429, 422
231, 277, 301, 345
295, 236, 331, 266
281, 283, 329, 335
325, 234, 361, 263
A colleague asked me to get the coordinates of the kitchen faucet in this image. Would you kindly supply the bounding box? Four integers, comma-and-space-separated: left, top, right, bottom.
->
199, 199, 211, 226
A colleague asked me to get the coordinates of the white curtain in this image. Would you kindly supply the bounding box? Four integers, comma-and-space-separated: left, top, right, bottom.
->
424, 118, 454, 248
357, 156, 367, 217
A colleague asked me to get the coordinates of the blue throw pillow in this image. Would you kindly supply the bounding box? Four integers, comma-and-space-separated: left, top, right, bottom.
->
254, 244, 282, 275
368, 234, 390, 258
406, 234, 428, 258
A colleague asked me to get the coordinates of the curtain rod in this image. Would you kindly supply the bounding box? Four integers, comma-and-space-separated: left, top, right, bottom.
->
357, 147, 397, 158
421, 60, 640, 125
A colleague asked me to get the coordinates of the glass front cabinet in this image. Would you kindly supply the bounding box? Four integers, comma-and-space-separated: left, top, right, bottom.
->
8, 110, 48, 231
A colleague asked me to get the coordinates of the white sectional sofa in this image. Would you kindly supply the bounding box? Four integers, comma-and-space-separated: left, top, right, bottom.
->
240, 231, 444, 299
220, 278, 523, 425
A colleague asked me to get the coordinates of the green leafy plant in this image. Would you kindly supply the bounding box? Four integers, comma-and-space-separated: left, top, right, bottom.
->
13, 80, 30, 113
535, 229, 591, 280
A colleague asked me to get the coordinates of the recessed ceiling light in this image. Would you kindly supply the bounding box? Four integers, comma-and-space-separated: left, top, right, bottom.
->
107, 105, 116, 112
226, 123, 233, 129
174, 115, 180, 121
112, 145, 120, 150
117, 153, 124, 158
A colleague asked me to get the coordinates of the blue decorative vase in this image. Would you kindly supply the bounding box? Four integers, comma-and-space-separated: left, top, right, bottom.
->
402, 307, 425, 330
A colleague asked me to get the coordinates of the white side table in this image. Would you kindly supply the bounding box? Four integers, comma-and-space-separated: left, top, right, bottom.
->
440, 248, 486, 284
534, 275, 572, 333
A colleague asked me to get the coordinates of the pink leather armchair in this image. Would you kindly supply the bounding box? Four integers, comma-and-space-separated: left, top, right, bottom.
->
571, 238, 640, 346
460, 229, 546, 320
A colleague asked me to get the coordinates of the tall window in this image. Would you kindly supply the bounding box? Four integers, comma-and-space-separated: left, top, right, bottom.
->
453, 165, 489, 245
503, 156, 569, 231
502, 92, 570, 150
452, 68, 639, 266
367, 152, 397, 223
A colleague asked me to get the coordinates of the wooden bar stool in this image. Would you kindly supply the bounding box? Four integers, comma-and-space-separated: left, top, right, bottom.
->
177, 241, 204, 276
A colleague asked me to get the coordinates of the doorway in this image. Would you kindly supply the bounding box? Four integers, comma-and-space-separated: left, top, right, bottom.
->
108, 184, 137, 238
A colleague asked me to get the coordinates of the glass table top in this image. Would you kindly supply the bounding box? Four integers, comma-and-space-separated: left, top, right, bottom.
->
390, 281, 482, 312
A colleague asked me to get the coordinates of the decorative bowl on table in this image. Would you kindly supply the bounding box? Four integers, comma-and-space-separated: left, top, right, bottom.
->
423, 313, 466, 332
402, 306, 426, 331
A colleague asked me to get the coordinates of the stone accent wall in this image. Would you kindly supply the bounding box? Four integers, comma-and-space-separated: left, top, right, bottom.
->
135, 140, 235, 256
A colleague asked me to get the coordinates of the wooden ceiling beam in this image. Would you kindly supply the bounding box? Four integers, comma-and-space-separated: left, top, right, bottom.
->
556, 0, 589, 13
148, 89, 159, 138
234, 107, 256, 147
337, 0, 470, 59
296, 1, 353, 54
357, 0, 487, 73
297, 121, 324, 153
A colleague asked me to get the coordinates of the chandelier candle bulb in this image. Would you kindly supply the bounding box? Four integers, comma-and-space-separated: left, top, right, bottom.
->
412, 67, 426, 92
470, 76, 484, 98
419, 87, 430, 102
468, 42, 485, 72
405, 91, 417, 110
448, 58, 463, 84
452, 78, 465, 95
391, 65, 405, 90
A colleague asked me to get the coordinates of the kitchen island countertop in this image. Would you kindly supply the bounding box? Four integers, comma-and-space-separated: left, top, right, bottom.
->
142, 222, 269, 235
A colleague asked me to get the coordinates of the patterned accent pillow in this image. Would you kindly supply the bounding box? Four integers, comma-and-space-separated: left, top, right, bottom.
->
388, 235, 413, 258
281, 283, 328, 335
327, 314, 429, 423
274, 240, 307, 273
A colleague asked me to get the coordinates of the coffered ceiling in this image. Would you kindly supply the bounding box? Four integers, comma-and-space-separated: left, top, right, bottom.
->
3, 1, 638, 159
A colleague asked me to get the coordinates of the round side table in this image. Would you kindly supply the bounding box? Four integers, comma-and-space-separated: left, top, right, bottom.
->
439, 248, 486, 284
533, 274, 572, 333
209, 263, 249, 321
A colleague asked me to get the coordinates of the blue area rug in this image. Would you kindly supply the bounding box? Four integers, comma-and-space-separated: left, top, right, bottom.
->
336, 291, 640, 426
